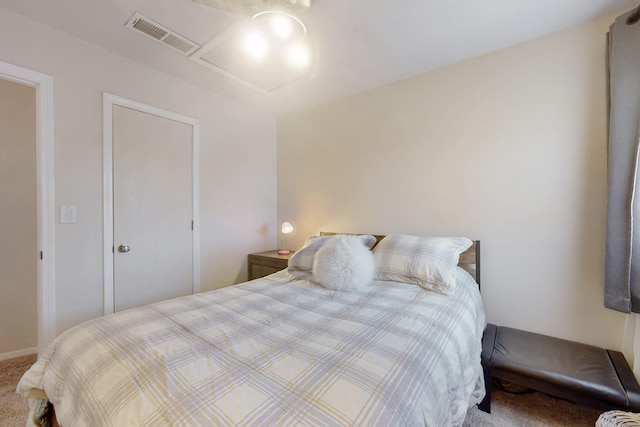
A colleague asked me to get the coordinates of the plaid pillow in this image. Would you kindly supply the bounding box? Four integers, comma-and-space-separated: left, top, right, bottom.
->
288, 234, 377, 272
372, 234, 472, 294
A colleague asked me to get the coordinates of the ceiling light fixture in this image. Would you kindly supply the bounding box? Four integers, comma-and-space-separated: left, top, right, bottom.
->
243, 1, 314, 72
252, 9, 306, 39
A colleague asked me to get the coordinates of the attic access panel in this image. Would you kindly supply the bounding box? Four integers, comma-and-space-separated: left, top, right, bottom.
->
190, 28, 313, 94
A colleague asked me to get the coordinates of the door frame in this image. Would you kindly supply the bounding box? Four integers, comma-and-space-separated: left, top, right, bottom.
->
0, 61, 56, 355
102, 93, 200, 314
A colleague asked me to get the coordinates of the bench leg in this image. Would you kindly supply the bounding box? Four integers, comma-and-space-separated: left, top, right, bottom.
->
477, 355, 492, 413
478, 324, 497, 413
478, 323, 498, 414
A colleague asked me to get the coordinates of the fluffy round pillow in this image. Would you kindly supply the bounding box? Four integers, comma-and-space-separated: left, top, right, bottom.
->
312, 235, 375, 291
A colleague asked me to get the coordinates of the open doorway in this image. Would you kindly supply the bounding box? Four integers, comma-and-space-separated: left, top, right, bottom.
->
0, 61, 55, 358
0, 78, 37, 358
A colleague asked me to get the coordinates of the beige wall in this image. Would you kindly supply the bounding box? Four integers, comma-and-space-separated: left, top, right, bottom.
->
0, 78, 37, 355
0, 8, 278, 339
278, 14, 627, 350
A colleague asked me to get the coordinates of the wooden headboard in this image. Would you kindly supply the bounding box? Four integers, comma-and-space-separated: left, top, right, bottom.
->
319, 232, 481, 288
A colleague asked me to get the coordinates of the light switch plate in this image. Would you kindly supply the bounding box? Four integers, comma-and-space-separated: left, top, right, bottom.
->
60, 205, 77, 224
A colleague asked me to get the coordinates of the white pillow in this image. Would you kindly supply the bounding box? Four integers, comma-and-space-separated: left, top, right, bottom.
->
312, 235, 375, 291
288, 234, 377, 273
372, 234, 472, 294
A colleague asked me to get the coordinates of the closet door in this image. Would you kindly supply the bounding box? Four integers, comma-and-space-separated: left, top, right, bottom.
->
112, 105, 193, 312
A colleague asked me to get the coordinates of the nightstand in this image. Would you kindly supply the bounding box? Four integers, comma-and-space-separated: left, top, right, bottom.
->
247, 250, 294, 280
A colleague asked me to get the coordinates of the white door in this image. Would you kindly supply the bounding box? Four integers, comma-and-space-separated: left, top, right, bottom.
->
112, 105, 194, 312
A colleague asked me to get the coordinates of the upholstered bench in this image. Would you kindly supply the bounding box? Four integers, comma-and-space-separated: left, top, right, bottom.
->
479, 324, 640, 413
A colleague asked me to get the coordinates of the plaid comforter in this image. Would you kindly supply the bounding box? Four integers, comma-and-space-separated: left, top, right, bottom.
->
18, 268, 485, 427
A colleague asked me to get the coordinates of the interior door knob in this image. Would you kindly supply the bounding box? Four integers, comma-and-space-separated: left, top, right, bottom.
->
118, 244, 130, 253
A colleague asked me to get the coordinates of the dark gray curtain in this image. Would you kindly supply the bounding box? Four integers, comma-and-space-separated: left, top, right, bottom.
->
605, 8, 640, 313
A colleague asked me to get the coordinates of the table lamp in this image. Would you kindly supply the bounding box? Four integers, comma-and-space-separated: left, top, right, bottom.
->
278, 221, 293, 255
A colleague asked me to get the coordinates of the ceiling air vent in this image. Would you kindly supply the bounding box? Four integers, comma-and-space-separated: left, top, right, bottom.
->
126, 13, 200, 55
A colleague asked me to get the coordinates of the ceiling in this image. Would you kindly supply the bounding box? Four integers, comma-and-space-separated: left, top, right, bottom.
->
0, 0, 636, 116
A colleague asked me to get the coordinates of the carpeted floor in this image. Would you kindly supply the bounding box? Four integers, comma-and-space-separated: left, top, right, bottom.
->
463, 387, 602, 426
1, 354, 605, 426
1, 354, 37, 427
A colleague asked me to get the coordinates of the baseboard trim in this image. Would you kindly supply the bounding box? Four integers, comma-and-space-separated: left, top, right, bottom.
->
0, 347, 37, 361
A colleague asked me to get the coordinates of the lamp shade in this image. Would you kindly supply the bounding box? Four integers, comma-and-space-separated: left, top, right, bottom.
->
281, 221, 293, 234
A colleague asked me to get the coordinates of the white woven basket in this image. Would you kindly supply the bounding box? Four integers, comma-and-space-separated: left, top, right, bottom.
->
596, 411, 640, 427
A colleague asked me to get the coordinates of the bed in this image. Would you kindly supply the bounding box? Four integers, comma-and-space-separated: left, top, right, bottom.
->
18, 233, 486, 427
